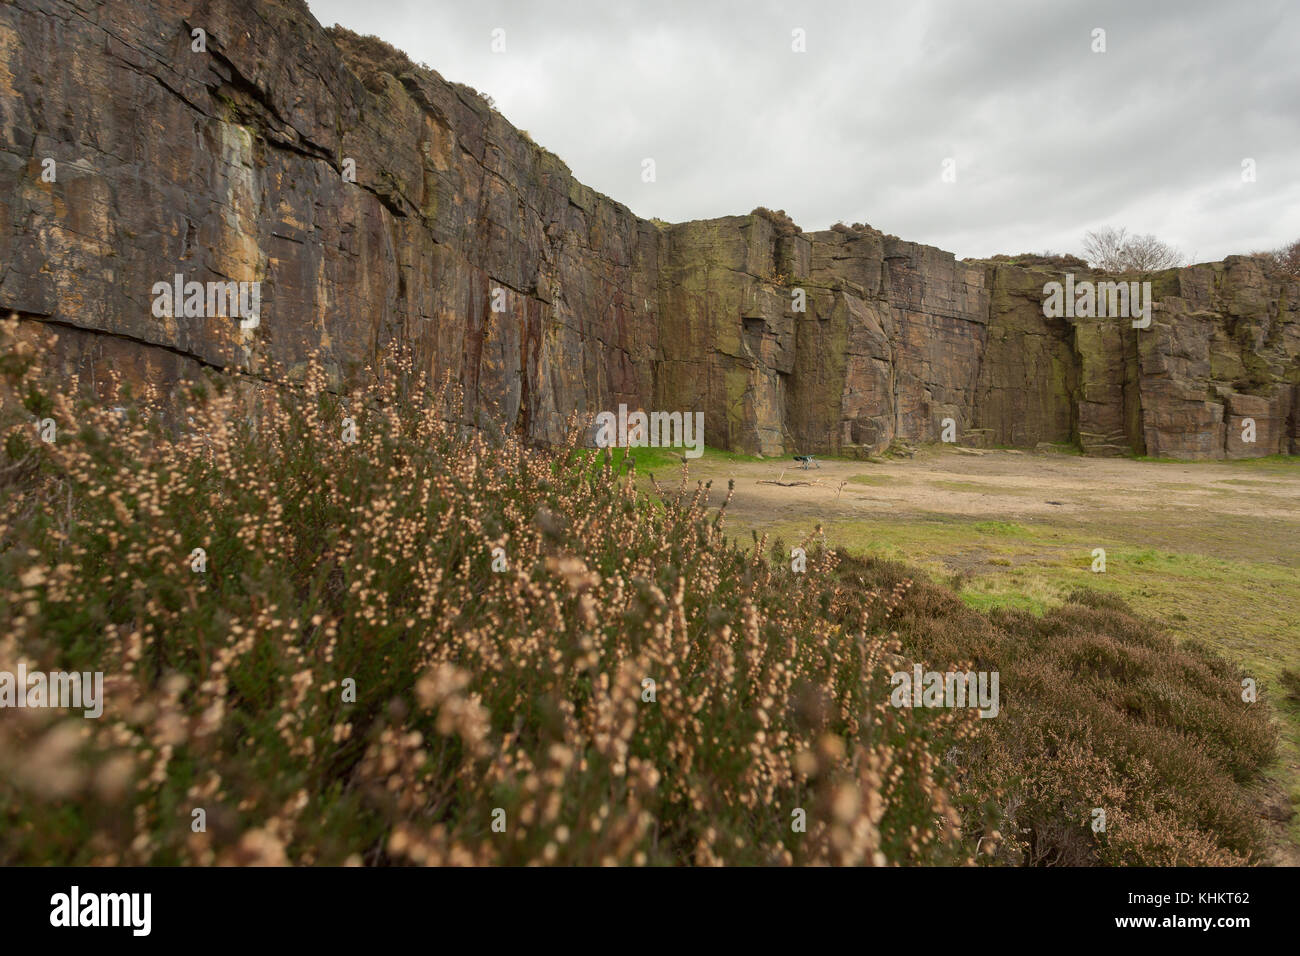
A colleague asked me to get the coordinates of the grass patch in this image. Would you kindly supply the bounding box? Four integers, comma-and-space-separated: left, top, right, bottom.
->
959, 590, 1049, 615
972, 520, 1030, 535
847, 473, 892, 486
1134, 453, 1300, 472
572, 444, 768, 476
1217, 477, 1287, 487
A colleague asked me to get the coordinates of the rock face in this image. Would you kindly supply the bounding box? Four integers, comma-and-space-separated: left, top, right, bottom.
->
2, 0, 1298, 459
973, 262, 1300, 458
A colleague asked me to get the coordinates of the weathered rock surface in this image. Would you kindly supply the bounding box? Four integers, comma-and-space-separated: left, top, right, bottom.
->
975, 261, 1300, 458
2, 0, 1297, 459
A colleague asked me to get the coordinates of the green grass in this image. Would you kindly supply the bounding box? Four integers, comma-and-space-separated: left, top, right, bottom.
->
1035, 443, 1085, 456
960, 590, 1050, 615
1218, 477, 1286, 487
847, 473, 892, 486
971, 520, 1029, 535
572, 444, 768, 475
1134, 453, 1300, 472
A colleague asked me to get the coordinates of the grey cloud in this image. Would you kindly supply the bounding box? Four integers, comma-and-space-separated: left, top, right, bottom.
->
307, 0, 1300, 262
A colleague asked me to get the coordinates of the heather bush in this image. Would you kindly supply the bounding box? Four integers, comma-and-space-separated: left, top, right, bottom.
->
0, 319, 972, 866
832, 556, 1276, 865
750, 207, 802, 237
0, 316, 1275, 865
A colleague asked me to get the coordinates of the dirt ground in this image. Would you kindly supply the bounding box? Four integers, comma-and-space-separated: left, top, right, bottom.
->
686, 447, 1300, 536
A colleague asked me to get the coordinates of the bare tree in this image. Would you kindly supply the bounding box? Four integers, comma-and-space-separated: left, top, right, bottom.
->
1123, 232, 1184, 270
1253, 239, 1300, 277
1082, 226, 1129, 271
1082, 226, 1183, 271
1278, 240, 1300, 276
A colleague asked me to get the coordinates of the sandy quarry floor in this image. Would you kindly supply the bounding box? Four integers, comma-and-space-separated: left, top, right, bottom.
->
684, 447, 1300, 533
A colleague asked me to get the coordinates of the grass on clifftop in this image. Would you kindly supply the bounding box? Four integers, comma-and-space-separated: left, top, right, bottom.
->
0, 322, 1278, 865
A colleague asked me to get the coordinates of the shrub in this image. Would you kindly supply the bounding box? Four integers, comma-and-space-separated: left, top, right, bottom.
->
988, 252, 1089, 269
1280, 668, 1300, 701
825, 222, 877, 237
750, 207, 802, 237
325, 25, 418, 79
831, 558, 1276, 865
0, 319, 970, 866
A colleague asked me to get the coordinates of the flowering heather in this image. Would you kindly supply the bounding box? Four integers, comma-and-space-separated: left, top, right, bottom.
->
0, 317, 1275, 865
0, 318, 973, 865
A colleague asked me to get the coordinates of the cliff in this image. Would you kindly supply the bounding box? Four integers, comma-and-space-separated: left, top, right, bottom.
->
2, 0, 1297, 458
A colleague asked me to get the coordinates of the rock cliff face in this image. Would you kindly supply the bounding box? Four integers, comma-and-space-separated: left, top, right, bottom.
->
973, 261, 1300, 458
2, 0, 1297, 459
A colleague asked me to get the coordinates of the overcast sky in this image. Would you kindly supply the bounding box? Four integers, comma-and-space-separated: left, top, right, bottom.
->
305, 0, 1299, 263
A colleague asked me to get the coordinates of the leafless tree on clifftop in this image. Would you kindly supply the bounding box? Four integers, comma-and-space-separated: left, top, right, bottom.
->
1083, 226, 1184, 271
